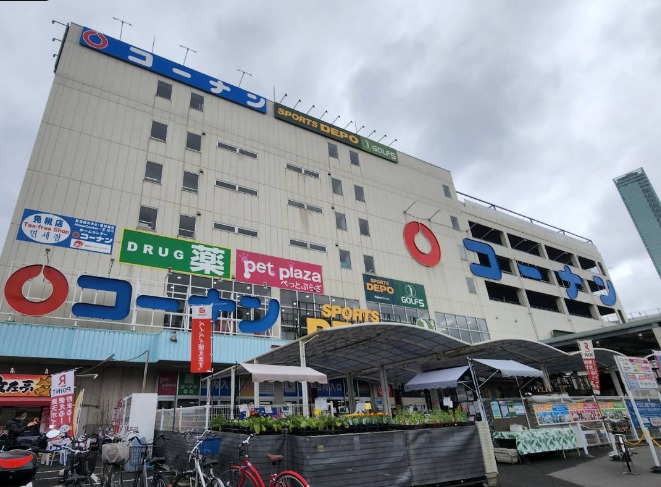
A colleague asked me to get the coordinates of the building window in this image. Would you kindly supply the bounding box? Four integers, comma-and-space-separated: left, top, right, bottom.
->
144, 161, 163, 183
288, 199, 322, 213
138, 206, 157, 230
178, 214, 196, 238
331, 178, 343, 196
350, 151, 360, 166
364, 255, 375, 273
466, 277, 477, 294
190, 92, 204, 111
435, 312, 490, 343
214, 222, 258, 238
335, 212, 347, 231
186, 132, 202, 152
156, 80, 172, 100
183, 171, 199, 192
217, 141, 258, 159
443, 184, 452, 198
151, 121, 167, 142
286, 163, 319, 178
289, 239, 326, 252
339, 249, 352, 269
354, 185, 365, 202
450, 215, 460, 231
458, 244, 468, 261
215, 180, 258, 197
359, 218, 370, 236
328, 142, 338, 158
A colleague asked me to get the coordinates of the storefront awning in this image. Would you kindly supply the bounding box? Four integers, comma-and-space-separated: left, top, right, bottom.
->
472, 358, 543, 378
0, 397, 51, 406
404, 366, 469, 391
240, 363, 328, 383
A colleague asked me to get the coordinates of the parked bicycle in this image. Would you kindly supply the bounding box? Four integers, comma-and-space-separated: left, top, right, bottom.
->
100, 439, 129, 487
172, 430, 223, 487
59, 434, 100, 487
131, 433, 175, 487
218, 434, 309, 487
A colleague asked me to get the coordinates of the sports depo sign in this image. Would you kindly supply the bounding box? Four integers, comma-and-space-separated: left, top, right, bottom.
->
363, 274, 428, 310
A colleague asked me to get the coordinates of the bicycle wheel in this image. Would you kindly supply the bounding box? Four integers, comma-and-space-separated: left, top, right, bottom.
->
173, 472, 195, 486
133, 468, 145, 487
275, 472, 309, 487
154, 475, 170, 487
218, 467, 258, 487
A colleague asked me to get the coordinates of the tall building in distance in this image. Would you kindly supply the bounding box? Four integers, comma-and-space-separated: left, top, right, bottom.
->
614, 168, 661, 279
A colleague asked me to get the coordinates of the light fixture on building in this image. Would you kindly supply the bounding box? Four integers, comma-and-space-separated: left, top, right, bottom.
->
10, 368, 15, 374
293, 99, 301, 110
170, 332, 178, 343
306, 104, 315, 115
279, 93, 287, 103
343, 120, 353, 130
367, 130, 376, 139
356, 125, 365, 134
319, 110, 328, 120
378, 134, 387, 143
388, 138, 398, 147
332, 115, 340, 125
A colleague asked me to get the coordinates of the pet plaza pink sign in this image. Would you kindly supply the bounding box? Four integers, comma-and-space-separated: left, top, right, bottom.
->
236, 250, 324, 294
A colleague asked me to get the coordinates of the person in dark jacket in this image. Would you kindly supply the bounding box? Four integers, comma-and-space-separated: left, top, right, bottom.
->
6, 408, 40, 444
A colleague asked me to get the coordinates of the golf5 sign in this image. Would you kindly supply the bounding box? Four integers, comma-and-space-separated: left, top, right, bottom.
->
363, 274, 428, 310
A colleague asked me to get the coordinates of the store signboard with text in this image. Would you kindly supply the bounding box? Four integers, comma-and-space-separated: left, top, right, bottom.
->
178, 373, 200, 396
615, 356, 658, 390
17, 208, 115, 254
236, 250, 323, 294
363, 274, 428, 310
0, 374, 50, 397
50, 371, 75, 432
119, 229, 231, 279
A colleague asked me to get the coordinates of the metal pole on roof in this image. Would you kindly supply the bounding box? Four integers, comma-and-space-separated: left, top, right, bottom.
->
299, 341, 310, 417
467, 357, 488, 423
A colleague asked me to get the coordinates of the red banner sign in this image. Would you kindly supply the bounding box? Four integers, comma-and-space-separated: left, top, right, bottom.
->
157, 371, 178, 395
50, 371, 75, 431
191, 305, 212, 373
579, 340, 600, 395
0, 374, 50, 397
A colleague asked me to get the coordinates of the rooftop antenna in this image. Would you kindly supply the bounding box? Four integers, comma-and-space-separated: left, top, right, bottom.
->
378, 134, 387, 143
319, 110, 328, 120
332, 115, 340, 125
236, 68, 253, 87
306, 104, 315, 115
367, 130, 376, 139
293, 99, 301, 110
52, 38, 62, 43
52, 20, 67, 27
112, 17, 132, 40
279, 93, 287, 103
180, 45, 197, 65
343, 120, 353, 130
356, 125, 365, 134
387, 138, 398, 146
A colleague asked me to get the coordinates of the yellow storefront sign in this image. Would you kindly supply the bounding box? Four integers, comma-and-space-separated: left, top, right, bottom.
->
306, 304, 380, 334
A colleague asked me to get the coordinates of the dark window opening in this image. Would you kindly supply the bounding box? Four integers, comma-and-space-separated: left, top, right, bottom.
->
183, 171, 199, 192
156, 81, 172, 100
516, 261, 552, 283
359, 218, 370, 236
443, 184, 452, 198
186, 132, 202, 152
597, 306, 618, 320
144, 161, 163, 183
328, 142, 338, 158
525, 290, 560, 312
151, 121, 167, 142
484, 281, 521, 305
469, 221, 504, 245
339, 249, 351, 269
546, 245, 574, 265
508, 234, 541, 256
138, 206, 157, 230
450, 216, 460, 231
350, 151, 359, 166
218, 141, 237, 152
578, 255, 600, 273
364, 255, 375, 273
332, 178, 343, 195
190, 92, 204, 111
178, 215, 196, 238
555, 270, 584, 292
496, 256, 513, 274
335, 212, 347, 231
354, 185, 365, 202
564, 299, 593, 318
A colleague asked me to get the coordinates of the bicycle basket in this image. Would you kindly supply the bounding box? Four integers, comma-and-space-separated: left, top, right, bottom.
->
198, 437, 221, 455
125, 444, 152, 472
101, 443, 130, 465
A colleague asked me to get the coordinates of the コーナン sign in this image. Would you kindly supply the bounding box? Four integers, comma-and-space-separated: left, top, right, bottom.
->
236, 250, 323, 294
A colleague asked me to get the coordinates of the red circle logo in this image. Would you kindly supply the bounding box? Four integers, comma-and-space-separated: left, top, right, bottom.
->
82, 30, 109, 49
4, 265, 69, 316
403, 222, 441, 267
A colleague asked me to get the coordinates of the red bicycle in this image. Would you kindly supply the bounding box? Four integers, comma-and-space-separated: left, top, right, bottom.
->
218, 434, 309, 487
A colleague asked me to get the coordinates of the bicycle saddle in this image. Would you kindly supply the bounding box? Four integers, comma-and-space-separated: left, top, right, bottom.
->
267, 454, 284, 464
203, 458, 219, 468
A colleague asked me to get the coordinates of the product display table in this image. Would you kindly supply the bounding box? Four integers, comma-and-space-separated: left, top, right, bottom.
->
492, 427, 577, 456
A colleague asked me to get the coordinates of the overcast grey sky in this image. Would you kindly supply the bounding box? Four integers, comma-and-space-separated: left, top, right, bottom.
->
1, 0, 660, 316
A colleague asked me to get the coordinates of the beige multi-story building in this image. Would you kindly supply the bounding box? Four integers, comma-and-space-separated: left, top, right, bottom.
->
0, 23, 624, 425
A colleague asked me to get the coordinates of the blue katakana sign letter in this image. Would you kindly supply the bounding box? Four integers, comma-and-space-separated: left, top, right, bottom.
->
72, 276, 132, 320
463, 238, 502, 280
557, 265, 582, 299
238, 296, 280, 334
592, 276, 617, 306
136, 295, 180, 311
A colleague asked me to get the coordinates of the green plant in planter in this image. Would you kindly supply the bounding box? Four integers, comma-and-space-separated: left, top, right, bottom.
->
211, 416, 241, 431
393, 409, 425, 426
454, 408, 468, 423
316, 414, 349, 431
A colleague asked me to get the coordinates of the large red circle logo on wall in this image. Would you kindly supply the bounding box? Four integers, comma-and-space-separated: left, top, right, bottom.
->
403, 222, 441, 267
82, 30, 109, 50
4, 265, 69, 315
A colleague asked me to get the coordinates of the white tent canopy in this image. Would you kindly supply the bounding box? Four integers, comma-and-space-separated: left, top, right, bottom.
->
405, 366, 469, 391
240, 363, 328, 383
472, 358, 543, 378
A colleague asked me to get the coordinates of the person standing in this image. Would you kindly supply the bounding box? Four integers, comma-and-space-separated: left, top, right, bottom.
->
6, 408, 40, 445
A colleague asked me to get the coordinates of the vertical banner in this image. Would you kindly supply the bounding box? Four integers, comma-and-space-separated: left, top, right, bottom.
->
50, 371, 75, 432
578, 340, 600, 395
72, 389, 85, 437
191, 305, 212, 373
655, 352, 661, 376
